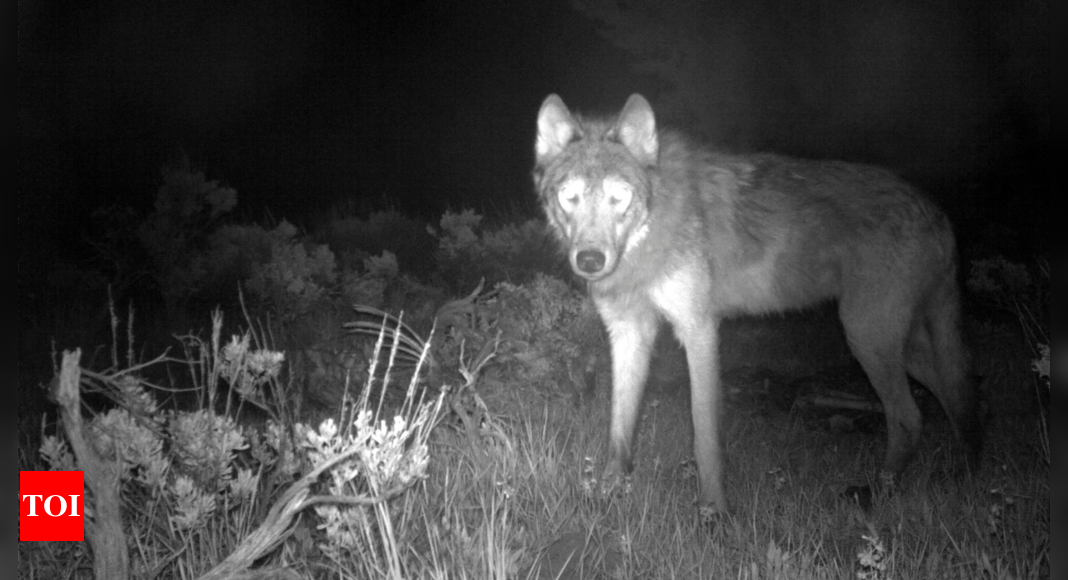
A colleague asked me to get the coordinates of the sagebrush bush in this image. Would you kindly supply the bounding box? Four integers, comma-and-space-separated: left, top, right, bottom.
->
139, 164, 237, 312
431, 209, 563, 294
245, 221, 338, 322
317, 209, 438, 276
28, 307, 449, 580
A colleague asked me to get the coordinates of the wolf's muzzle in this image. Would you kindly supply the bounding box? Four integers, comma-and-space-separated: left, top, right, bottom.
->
575, 250, 607, 275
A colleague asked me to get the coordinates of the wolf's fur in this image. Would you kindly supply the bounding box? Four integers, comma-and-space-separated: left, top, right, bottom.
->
533, 94, 982, 514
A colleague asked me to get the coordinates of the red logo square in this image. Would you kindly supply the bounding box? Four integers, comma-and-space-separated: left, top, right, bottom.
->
20, 471, 85, 541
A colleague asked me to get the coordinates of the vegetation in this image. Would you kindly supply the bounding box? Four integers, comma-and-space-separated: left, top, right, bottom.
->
19, 166, 1048, 579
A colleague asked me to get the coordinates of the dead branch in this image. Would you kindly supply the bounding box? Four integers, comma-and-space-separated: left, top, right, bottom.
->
57, 349, 129, 580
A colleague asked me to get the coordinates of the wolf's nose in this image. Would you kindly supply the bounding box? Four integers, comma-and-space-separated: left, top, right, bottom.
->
575, 250, 606, 274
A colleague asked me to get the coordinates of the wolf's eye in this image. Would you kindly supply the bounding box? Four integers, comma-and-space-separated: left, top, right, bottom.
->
602, 178, 633, 209
557, 179, 585, 208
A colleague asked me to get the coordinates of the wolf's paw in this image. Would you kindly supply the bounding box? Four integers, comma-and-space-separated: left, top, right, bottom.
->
842, 471, 898, 513
697, 503, 731, 536
580, 457, 633, 504
598, 470, 633, 500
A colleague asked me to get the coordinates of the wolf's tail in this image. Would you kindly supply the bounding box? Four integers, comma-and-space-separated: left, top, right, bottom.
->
911, 265, 984, 471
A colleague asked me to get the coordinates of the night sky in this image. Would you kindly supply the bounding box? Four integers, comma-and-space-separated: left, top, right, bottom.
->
20, 0, 1048, 263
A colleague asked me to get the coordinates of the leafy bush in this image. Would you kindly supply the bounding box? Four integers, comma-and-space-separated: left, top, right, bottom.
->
339, 250, 399, 310
318, 209, 437, 276
36, 317, 293, 578
245, 221, 338, 323
431, 209, 563, 294
139, 164, 237, 312
201, 223, 276, 294
490, 274, 604, 399
32, 308, 447, 580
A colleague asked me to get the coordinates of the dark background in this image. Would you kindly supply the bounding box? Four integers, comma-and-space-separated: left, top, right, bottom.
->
20, 0, 1048, 271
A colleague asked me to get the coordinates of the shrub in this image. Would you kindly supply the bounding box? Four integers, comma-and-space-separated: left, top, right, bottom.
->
318, 210, 437, 276
431, 209, 562, 294
139, 164, 237, 312
33, 307, 447, 579
245, 221, 338, 323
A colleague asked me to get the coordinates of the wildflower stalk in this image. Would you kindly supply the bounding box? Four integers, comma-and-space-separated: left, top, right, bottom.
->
302, 313, 447, 578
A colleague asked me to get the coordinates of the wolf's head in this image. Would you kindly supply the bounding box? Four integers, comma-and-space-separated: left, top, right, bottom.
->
532, 94, 658, 282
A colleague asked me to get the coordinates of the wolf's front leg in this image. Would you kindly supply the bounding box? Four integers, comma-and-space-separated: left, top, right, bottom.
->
601, 306, 659, 493
677, 317, 728, 515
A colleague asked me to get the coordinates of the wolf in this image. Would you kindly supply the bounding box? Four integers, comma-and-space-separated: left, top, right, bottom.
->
532, 93, 982, 515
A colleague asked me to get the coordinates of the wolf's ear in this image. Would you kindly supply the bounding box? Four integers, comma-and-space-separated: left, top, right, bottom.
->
536, 94, 577, 163
617, 94, 658, 165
